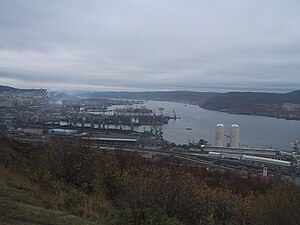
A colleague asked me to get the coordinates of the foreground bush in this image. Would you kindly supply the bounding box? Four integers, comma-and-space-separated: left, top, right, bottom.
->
107, 207, 183, 225
1, 138, 300, 225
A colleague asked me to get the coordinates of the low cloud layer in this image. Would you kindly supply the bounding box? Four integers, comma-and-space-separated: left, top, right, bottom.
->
1, 0, 300, 92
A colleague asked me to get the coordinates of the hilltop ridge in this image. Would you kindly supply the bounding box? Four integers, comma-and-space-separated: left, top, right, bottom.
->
201, 90, 300, 119
0, 85, 42, 93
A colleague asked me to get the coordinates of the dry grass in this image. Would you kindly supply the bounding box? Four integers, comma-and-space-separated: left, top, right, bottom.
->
0, 165, 105, 225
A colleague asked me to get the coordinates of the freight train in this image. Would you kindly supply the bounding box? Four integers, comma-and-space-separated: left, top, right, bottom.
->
208, 151, 293, 167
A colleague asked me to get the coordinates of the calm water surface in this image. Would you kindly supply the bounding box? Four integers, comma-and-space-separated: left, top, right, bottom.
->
113, 100, 300, 150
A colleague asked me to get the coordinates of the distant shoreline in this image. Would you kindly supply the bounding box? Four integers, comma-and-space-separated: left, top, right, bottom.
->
199, 106, 300, 121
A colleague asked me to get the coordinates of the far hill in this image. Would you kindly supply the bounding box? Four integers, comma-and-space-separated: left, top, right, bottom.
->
202, 90, 300, 120
0, 85, 43, 93
0, 85, 18, 93
81, 91, 217, 105
82, 89, 300, 120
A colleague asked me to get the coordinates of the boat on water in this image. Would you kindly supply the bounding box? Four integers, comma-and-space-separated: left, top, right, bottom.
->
186, 128, 192, 130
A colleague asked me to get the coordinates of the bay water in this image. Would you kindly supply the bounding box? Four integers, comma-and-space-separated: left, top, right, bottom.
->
114, 100, 300, 151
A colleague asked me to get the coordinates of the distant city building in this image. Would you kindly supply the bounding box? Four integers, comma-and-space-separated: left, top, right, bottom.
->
282, 103, 300, 111
23, 128, 44, 135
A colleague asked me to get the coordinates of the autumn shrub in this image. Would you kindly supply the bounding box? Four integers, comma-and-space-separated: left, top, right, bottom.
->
247, 182, 300, 225
117, 165, 245, 225
0, 164, 39, 192
0, 139, 23, 168
90, 193, 116, 218
3, 138, 300, 225
106, 207, 184, 225
41, 138, 122, 196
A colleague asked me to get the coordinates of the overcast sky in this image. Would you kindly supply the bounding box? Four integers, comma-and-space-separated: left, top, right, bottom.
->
0, 0, 300, 92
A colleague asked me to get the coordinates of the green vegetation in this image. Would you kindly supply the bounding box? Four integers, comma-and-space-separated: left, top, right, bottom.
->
0, 137, 300, 225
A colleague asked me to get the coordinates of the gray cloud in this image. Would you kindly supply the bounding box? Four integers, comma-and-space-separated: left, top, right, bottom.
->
0, 0, 300, 92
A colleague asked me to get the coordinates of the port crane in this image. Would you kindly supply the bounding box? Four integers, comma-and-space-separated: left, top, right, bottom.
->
224, 134, 231, 147
158, 107, 164, 116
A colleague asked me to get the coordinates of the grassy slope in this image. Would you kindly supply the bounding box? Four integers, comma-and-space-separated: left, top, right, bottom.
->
0, 167, 101, 225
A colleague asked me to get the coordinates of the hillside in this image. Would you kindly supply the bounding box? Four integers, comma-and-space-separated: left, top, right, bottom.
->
0, 138, 300, 224
0, 85, 18, 93
202, 90, 300, 119
81, 90, 300, 106
0, 139, 102, 225
0, 172, 99, 225
0, 85, 42, 93
0, 139, 184, 225
80, 89, 300, 120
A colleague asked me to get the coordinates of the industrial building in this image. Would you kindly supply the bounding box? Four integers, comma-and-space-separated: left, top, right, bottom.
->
23, 128, 44, 135
48, 129, 77, 136
214, 123, 240, 148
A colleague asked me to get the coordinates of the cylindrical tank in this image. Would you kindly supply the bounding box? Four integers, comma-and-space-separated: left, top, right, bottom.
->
215, 123, 224, 147
230, 124, 240, 148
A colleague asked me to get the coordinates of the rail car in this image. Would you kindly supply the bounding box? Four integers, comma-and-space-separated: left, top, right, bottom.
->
208, 151, 292, 167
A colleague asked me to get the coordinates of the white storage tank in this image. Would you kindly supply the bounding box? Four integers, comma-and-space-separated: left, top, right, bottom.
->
215, 123, 225, 147
230, 124, 240, 148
